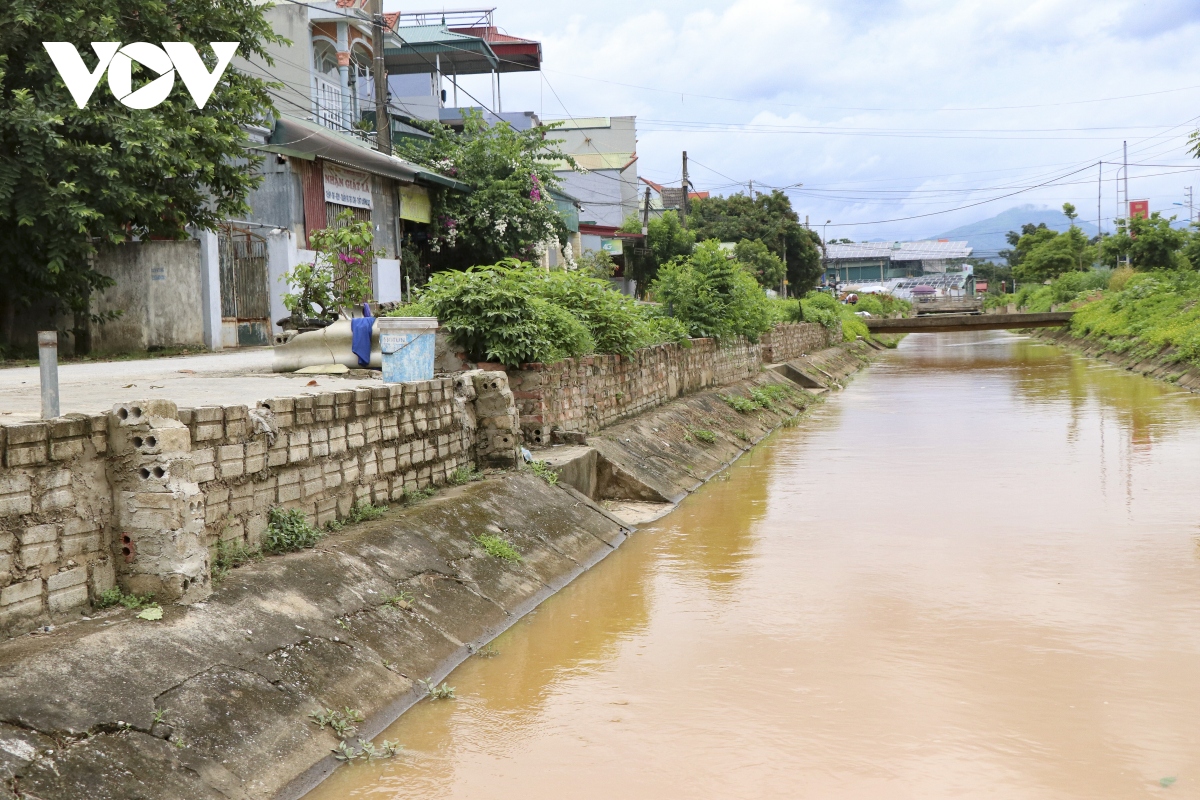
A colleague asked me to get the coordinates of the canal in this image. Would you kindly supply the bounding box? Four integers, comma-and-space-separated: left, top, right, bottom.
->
309, 331, 1200, 799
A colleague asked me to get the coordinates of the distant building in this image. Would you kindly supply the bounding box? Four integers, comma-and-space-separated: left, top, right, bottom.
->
824, 240, 973, 286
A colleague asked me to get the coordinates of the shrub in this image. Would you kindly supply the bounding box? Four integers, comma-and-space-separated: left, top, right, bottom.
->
1109, 266, 1136, 292
410, 260, 682, 366
282, 210, 381, 324
1071, 269, 1200, 365
650, 240, 774, 342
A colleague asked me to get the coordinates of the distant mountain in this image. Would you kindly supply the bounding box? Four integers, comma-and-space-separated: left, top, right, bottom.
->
934, 205, 1099, 261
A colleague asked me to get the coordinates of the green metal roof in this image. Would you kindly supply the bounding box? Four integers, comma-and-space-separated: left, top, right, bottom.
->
384, 25, 498, 75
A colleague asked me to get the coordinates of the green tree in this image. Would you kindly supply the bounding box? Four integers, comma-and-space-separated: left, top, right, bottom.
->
0, 0, 281, 352
998, 222, 1049, 269
686, 190, 823, 295
618, 210, 694, 288
733, 238, 786, 289
397, 110, 574, 273
1012, 205, 1095, 283
1100, 212, 1191, 271
650, 239, 773, 342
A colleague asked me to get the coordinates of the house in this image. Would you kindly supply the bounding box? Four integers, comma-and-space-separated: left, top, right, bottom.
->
638, 177, 709, 220
546, 116, 640, 231
226, 2, 554, 348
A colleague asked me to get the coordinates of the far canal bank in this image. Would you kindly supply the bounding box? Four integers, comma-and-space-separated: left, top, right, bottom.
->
308, 330, 1200, 800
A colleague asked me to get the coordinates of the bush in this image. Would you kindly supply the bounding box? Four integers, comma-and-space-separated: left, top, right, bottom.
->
1108, 266, 1136, 292
411, 260, 683, 366
650, 240, 774, 342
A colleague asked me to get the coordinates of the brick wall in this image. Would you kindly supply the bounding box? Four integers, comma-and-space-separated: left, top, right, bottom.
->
180, 380, 474, 552
761, 323, 834, 364
0, 375, 514, 638
508, 323, 828, 440
0, 417, 116, 636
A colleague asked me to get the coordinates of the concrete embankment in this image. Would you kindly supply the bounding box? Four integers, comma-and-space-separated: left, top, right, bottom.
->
0, 340, 877, 800
1035, 329, 1200, 394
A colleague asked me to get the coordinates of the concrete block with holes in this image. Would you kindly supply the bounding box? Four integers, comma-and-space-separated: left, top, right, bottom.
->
107, 401, 210, 603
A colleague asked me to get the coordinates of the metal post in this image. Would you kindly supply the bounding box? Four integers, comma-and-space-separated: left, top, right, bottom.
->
641, 186, 651, 235
1123, 140, 1128, 219
38, 331, 59, 419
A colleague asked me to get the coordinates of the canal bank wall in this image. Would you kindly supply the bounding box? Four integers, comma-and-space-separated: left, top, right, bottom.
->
1034, 329, 1200, 394
0, 324, 833, 641
0, 337, 878, 800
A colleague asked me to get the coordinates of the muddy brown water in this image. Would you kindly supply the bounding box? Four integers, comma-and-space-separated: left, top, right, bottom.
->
307, 332, 1200, 799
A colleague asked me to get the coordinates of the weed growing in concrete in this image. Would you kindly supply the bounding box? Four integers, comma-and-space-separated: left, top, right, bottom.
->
691, 429, 716, 444
528, 460, 558, 485
383, 591, 414, 609
721, 394, 758, 413
326, 501, 388, 531
152, 708, 169, 726
265, 507, 324, 554
212, 540, 263, 583
474, 533, 521, 562
781, 415, 801, 429
732, 429, 750, 441
401, 486, 437, 504
420, 679, 456, 700
449, 466, 485, 485
94, 588, 156, 610
310, 707, 364, 738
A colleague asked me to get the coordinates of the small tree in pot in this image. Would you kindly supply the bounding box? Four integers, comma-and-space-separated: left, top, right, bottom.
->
282, 210, 380, 331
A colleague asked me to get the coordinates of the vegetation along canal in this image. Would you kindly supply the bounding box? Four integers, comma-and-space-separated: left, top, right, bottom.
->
309, 331, 1200, 799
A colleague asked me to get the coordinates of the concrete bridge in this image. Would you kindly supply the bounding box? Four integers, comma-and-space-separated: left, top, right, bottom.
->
865, 311, 1073, 334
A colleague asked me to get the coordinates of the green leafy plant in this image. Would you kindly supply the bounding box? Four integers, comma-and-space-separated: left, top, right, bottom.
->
310, 707, 364, 739
383, 591, 414, 609
264, 507, 324, 554
528, 460, 559, 485
282, 210, 382, 325
420, 679, 456, 700
94, 588, 156, 610
691, 429, 716, 444
345, 502, 388, 524
732, 429, 750, 441
401, 486, 437, 504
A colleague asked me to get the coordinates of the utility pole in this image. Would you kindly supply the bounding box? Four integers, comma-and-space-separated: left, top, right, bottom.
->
680, 151, 689, 229
1097, 161, 1102, 238
370, 0, 391, 155
748, 179, 753, 199
1187, 186, 1195, 224
1123, 140, 1128, 219
641, 186, 651, 235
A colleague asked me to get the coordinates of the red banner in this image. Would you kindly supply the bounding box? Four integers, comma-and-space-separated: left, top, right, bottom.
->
1128, 199, 1149, 220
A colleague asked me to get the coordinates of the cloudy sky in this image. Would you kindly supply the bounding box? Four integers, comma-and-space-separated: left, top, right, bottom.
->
428, 0, 1200, 242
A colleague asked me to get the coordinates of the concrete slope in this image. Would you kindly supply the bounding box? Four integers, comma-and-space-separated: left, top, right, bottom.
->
0, 472, 628, 800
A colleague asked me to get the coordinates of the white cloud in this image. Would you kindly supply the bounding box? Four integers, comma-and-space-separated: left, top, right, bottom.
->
438, 0, 1200, 239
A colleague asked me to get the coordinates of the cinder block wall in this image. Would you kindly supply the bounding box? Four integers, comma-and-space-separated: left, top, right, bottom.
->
509, 323, 831, 440
0, 376, 499, 639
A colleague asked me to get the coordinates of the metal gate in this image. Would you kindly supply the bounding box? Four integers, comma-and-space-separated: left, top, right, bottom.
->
218, 225, 271, 347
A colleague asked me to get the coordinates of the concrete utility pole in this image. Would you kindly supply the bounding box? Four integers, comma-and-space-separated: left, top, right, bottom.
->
1123, 140, 1128, 219
748, 179, 754, 199
680, 151, 689, 229
1097, 161, 1102, 238
370, 0, 391, 155
1187, 186, 1195, 224
641, 186, 651, 235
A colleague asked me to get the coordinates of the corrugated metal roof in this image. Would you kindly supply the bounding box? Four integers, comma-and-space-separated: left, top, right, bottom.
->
826, 240, 972, 260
